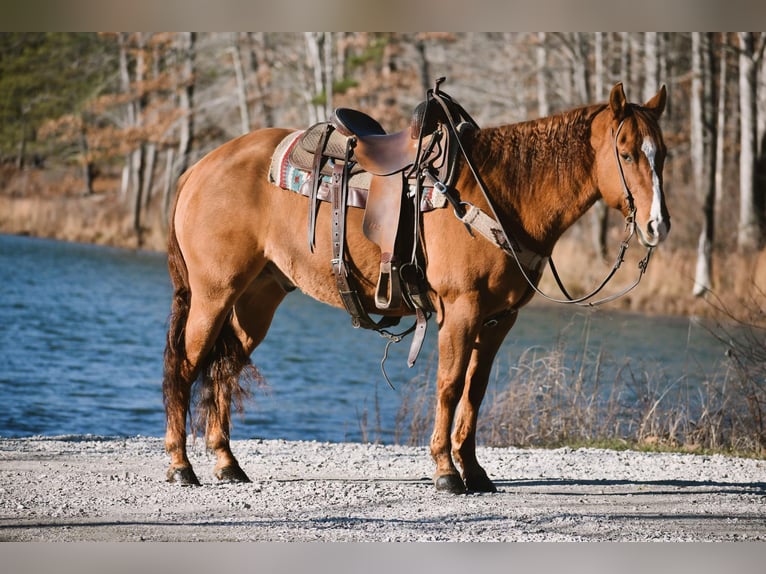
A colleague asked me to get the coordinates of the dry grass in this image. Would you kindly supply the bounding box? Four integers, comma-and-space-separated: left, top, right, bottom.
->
395, 305, 766, 458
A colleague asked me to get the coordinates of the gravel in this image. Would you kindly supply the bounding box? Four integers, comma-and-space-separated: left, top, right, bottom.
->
1, 435, 764, 542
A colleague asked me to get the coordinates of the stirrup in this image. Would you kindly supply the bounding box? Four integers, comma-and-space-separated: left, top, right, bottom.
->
374, 254, 402, 310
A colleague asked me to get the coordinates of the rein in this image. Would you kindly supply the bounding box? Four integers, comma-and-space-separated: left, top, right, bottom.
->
428, 80, 654, 308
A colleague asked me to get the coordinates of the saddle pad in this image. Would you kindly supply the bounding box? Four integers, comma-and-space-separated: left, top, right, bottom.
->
269, 130, 371, 209
268, 131, 446, 212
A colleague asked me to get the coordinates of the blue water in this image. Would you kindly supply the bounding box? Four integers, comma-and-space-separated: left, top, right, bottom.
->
0, 234, 731, 443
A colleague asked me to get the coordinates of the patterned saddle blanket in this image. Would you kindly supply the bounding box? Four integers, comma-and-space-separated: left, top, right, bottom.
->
268, 129, 447, 212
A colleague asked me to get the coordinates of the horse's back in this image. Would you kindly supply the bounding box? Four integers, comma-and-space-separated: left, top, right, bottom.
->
178, 127, 293, 205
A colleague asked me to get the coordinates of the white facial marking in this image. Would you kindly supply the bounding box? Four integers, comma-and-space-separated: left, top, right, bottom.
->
641, 136, 667, 242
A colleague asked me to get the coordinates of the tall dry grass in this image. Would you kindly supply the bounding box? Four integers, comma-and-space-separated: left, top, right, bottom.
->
394, 306, 766, 457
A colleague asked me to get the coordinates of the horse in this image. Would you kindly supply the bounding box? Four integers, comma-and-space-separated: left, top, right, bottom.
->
162, 82, 670, 494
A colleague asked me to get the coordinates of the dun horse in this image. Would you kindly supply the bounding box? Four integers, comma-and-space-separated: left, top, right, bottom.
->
163, 82, 670, 493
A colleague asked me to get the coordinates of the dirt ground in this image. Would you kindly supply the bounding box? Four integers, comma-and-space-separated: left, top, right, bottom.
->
0, 436, 764, 542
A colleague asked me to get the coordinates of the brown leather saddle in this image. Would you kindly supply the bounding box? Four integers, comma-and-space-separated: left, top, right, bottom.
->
277, 79, 478, 366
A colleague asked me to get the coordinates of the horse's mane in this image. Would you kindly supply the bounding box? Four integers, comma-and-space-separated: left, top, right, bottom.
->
464, 103, 610, 245
471, 104, 606, 196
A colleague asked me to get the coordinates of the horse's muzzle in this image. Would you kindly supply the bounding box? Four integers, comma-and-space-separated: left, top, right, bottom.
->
639, 217, 670, 247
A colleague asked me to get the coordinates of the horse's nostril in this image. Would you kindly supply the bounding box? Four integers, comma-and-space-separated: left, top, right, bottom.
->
647, 221, 657, 236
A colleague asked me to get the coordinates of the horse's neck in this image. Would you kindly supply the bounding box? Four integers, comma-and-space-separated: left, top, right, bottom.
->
470, 105, 605, 253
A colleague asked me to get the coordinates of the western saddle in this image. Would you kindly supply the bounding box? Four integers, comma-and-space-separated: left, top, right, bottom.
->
296, 79, 479, 366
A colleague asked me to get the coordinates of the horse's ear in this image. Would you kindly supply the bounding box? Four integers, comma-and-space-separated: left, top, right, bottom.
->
644, 84, 667, 117
609, 82, 627, 120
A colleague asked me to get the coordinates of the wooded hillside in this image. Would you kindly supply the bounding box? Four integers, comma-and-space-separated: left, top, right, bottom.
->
1, 32, 765, 314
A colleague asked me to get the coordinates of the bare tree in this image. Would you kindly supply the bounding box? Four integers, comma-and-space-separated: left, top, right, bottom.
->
175, 32, 196, 180
692, 33, 718, 295
714, 36, 729, 222
240, 32, 275, 128
230, 33, 251, 135
162, 32, 196, 225
619, 32, 631, 87
559, 32, 591, 103
643, 32, 660, 102
141, 37, 163, 212
117, 32, 134, 199
78, 116, 94, 195
116, 32, 149, 242
591, 32, 610, 259
304, 32, 331, 124
737, 32, 762, 251
536, 32, 549, 118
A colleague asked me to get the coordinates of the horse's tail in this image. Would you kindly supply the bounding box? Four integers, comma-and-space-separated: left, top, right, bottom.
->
162, 170, 258, 440
162, 170, 195, 434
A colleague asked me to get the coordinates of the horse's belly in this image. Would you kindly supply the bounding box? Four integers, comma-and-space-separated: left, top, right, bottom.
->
265, 200, 395, 313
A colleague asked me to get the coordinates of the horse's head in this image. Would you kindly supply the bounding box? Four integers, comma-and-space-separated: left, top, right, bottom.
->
595, 82, 670, 248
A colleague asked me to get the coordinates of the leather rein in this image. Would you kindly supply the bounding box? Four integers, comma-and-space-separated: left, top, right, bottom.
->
427, 80, 654, 308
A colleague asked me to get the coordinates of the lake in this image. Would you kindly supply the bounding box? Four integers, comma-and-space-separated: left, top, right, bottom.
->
0, 233, 730, 443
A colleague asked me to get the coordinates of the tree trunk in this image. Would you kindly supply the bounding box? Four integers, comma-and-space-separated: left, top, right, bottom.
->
714, 35, 728, 242
79, 117, 94, 195
416, 38, 431, 95
536, 32, 549, 118
162, 147, 175, 230
569, 33, 591, 103
230, 33, 251, 135
619, 32, 631, 86
591, 32, 609, 260
131, 33, 147, 244
175, 32, 196, 182
643, 32, 659, 101
162, 32, 196, 229
142, 41, 161, 210
245, 32, 274, 128
304, 32, 325, 124
323, 32, 333, 120
757, 34, 766, 226
690, 33, 706, 202
737, 32, 761, 251
594, 32, 605, 100
692, 33, 718, 296
118, 32, 134, 199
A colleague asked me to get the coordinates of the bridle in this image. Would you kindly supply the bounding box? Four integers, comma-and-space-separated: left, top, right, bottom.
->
428, 79, 655, 308
541, 118, 654, 307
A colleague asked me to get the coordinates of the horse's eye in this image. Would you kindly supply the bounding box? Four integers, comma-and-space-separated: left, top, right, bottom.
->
620, 152, 633, 163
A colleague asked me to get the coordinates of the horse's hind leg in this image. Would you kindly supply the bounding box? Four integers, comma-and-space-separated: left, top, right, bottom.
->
204, 276, 287, 481
164, 292, 236, 485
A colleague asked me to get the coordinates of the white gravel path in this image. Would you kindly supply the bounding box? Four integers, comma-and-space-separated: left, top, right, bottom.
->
1, 435, 764, 542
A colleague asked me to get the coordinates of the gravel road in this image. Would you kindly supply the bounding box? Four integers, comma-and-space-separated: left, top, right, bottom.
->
1, 435, 764, 542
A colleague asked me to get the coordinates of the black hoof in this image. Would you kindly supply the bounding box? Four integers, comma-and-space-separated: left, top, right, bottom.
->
434, 474, 467, 494
464, 473, 497, 493
167, 466, 201, 486
215, 464, 251, 483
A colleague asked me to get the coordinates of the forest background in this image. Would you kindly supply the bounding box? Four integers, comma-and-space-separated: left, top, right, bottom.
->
1, 31, 765, 319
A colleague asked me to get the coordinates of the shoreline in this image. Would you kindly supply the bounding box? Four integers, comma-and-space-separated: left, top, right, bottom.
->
1, 436, 764, 542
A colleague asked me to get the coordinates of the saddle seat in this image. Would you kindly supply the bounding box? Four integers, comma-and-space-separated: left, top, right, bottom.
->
330, 108, 422, 176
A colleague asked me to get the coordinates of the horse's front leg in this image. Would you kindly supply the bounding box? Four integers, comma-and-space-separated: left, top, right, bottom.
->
452, 310, 518, 493
430, 297, 482, 494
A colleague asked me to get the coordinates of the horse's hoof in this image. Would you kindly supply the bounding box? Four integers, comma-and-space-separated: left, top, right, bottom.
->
215, 464, 251, 483
464, 473, 497, 493
167, 466, 201, 486
434, 474, 467, 494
